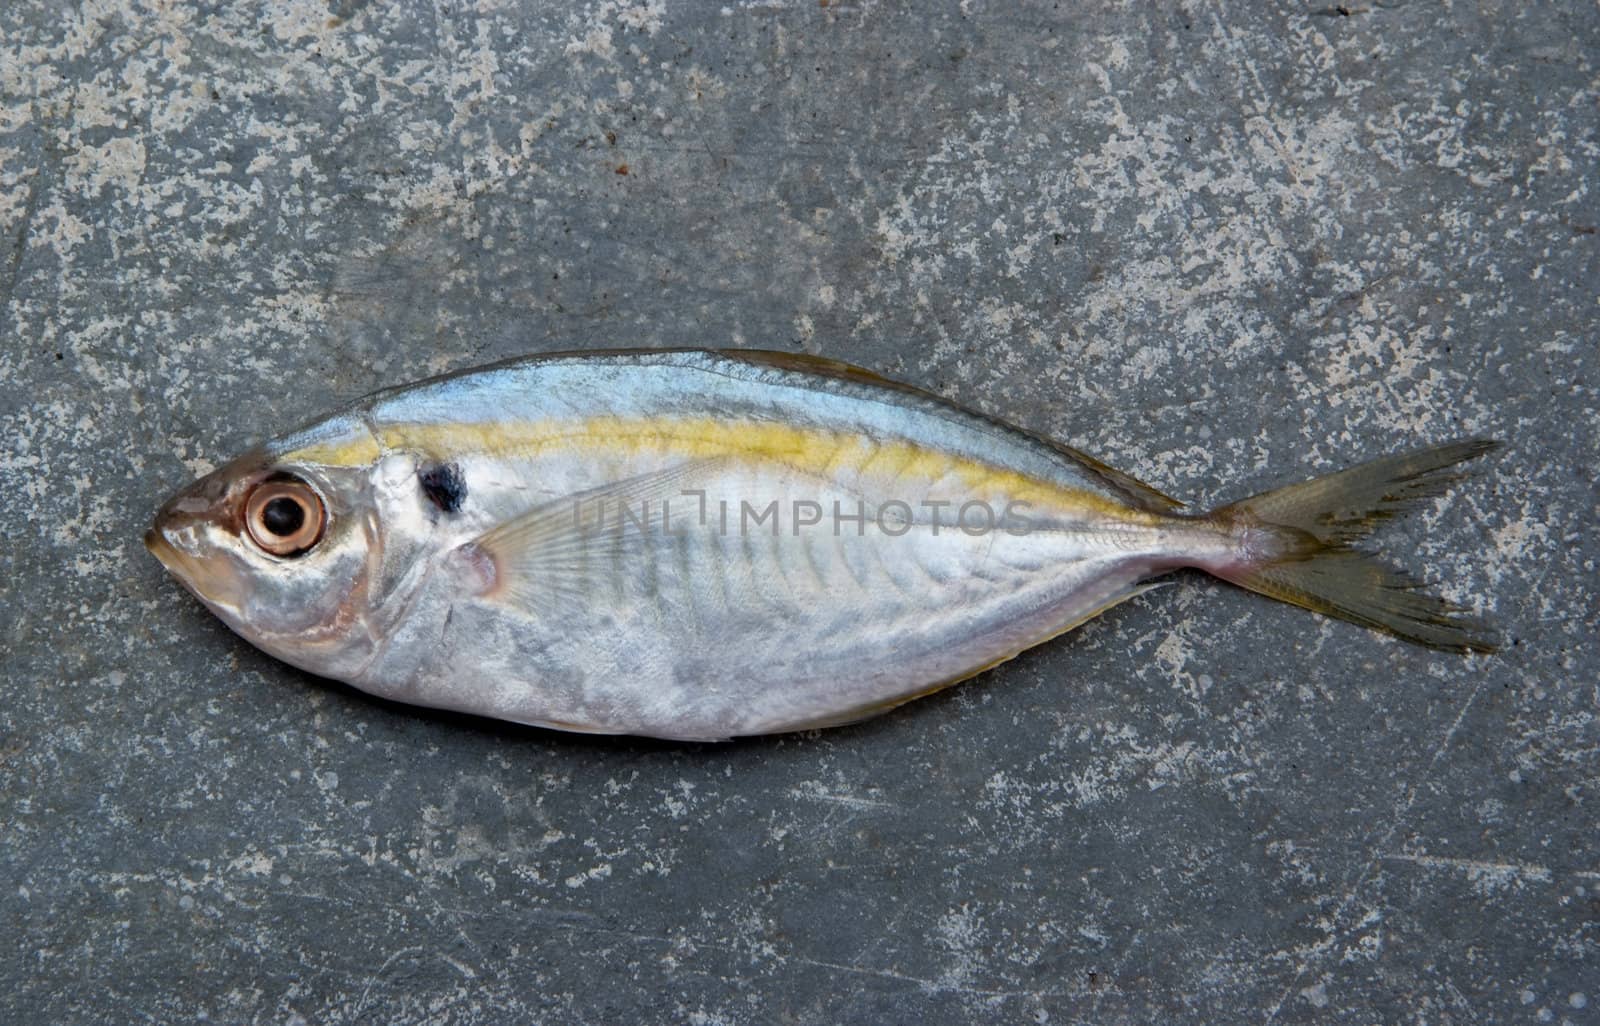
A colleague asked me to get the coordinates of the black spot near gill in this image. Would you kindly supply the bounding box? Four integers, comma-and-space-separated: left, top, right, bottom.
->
419, 462, 467, 514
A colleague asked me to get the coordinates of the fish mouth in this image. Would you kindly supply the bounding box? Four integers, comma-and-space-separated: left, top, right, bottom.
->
145, 451, 273, 611
146, 513, 246, 614
144, 525, 191, 576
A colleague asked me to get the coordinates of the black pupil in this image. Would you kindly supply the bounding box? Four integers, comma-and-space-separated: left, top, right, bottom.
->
261, 496, 305, 537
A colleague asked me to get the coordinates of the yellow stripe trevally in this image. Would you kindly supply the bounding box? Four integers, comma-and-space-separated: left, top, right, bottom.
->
146, 349, 1498, 740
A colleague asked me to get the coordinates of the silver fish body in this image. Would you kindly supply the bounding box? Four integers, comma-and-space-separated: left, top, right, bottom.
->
148, 349, 1496, 739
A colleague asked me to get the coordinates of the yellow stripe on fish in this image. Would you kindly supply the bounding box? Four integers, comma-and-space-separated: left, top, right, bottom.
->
285, 416, 1147, 519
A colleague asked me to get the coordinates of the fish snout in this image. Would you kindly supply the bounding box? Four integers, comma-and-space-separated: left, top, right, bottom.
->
146, 464, 255, 612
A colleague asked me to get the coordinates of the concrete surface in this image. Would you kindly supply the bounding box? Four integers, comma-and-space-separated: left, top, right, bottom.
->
2, 1, 1596, 1023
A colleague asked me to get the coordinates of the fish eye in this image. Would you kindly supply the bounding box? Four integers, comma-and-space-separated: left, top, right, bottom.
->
244, 476, 326, 557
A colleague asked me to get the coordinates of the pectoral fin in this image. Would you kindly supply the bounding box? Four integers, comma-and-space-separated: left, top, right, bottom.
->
463, 460, 722, 613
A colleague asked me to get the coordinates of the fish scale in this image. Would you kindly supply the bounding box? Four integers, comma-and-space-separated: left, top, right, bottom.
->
147, 349, 1499, 739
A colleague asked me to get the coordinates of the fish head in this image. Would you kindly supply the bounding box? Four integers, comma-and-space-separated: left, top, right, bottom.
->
146, 419, 388, 679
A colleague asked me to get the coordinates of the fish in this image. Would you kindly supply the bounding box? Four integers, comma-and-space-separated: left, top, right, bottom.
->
146, 349, 1498, 740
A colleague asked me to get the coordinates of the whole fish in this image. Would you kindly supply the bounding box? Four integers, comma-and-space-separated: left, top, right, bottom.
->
147, 349, 1496, 740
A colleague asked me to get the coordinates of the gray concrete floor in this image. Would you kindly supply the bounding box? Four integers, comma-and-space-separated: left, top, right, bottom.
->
3, 2, 1596, 1023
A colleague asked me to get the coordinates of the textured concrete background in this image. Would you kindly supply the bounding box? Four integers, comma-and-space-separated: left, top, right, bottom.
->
2, 1, 1596, 1023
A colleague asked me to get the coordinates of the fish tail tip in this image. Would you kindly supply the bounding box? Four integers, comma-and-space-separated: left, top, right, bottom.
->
1205, 438, 1503, 655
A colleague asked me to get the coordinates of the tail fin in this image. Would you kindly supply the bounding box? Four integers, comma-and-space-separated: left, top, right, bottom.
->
1206, 439, 1501, 653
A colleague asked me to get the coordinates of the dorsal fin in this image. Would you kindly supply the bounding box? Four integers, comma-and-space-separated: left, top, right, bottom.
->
717, 348, 905, 389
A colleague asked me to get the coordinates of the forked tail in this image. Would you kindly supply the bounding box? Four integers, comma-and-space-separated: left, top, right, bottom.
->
1201, 439, 1501, 653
